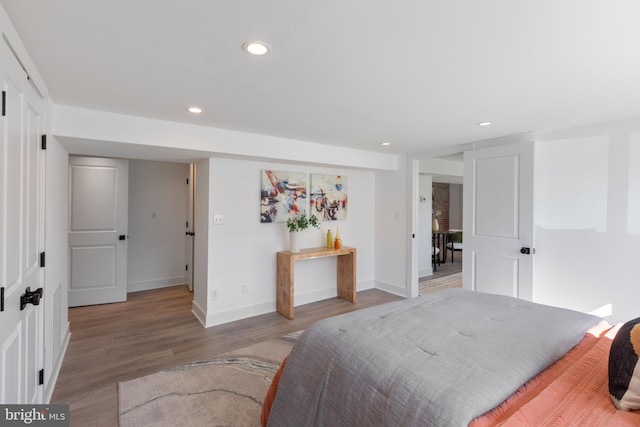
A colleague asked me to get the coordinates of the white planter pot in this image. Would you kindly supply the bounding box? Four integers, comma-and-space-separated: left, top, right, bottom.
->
289, 232, 300, 253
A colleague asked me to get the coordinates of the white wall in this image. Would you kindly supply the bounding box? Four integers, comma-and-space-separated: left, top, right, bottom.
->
419, 157, 464, 176
533, 118, 640, 323
43, 135, 70, 402
200, 157, 376, 326
127, 160, 189, 292
374, 155, 410, 296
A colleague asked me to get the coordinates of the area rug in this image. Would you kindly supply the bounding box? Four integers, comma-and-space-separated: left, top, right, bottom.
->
419, 271, 462, 295
118, 330, 301, 427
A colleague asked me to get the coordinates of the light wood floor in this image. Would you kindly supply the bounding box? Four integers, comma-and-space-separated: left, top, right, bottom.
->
51, 285, 402, 426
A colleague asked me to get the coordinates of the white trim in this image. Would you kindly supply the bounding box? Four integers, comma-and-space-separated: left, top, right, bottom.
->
204, 301, 275, 328
295, 287, 339, 307
374, 280, 408, 297
44, 326, 70, 403
419, 267, 434, 278
191, 300, 207, 327
356, 279, 375, 291
199, 280, 379, 328
128, 277, 185, 293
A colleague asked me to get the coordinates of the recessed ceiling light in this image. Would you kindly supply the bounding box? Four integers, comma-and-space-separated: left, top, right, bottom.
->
243, 41, 270, 56
187, 107, 202, 114
477, 121, 492, 127
381, 142, 391, 146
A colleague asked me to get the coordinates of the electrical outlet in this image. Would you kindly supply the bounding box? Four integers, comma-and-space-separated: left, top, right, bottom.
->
213, 214, 224, 225
241, 284, 248, 295
211, 289, 219, 301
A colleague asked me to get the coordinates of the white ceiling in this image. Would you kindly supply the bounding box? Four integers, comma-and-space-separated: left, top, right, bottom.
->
3, 0, 640, 155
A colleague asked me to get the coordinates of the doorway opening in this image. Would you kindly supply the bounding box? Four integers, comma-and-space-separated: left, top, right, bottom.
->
410, 154, 464, 297
68, 156, 197, 307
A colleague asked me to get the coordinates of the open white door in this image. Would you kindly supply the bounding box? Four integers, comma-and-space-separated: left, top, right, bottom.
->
463, 141, 535, 300
185, 164, 195, 292
68, 156, 128, 307
0, 39, 45, 403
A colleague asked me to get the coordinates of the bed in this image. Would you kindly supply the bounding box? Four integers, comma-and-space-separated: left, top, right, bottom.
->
261, 288, 640, 426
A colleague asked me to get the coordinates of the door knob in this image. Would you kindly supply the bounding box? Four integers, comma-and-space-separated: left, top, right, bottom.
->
20, 287, 43, 311
520, 247, 535, 255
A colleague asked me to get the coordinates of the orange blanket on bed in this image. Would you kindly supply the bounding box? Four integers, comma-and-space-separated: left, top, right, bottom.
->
261, 323, 640, 426
471, 322, 640, 426
261, 355, 287, 427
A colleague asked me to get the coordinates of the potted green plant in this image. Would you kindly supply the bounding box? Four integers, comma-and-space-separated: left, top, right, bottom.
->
286, 213, 319, 252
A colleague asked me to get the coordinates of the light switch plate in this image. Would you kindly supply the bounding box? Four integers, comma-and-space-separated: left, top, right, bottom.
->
213, 214, 224, 225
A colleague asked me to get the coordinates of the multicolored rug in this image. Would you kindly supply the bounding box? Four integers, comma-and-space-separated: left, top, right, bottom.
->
118, 331, 301, 427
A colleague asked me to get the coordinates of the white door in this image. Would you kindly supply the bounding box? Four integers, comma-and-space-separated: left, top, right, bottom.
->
185, 164, 195, 291
462, 141, 535, 300
0, 40, 45, 404
68, 156, 128, 307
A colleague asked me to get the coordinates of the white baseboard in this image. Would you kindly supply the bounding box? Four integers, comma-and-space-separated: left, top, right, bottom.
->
294, 287, 337, 307
198, 280, 378, 328
204, 301, 276, 328
191, 300, 207, 327
419, 267, 433, 278
374, 280, 408, 298
356, 279, 375, 291
44, 324, 70, 403
128, 276, 184, 293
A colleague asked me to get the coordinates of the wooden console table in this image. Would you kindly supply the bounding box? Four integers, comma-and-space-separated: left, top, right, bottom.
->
276, 246, 356, 319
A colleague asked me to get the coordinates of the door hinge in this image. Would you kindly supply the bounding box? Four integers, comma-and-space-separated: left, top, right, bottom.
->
0, 287, 4, 312
40, 252, 45, 267
186, 178, 189, 185
41, 134, 46, 150
185, 264, 188, 271
186, 221, 189, 228
2, 90, 6, 116
38, 369, 44, 385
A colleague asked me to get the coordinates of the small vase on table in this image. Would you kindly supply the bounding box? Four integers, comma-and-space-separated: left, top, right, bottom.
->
334, 227, 342, 249
289, 232, 299, 253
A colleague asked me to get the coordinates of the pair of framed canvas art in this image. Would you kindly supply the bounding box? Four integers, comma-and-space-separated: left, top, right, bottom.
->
260, 170, 347, 223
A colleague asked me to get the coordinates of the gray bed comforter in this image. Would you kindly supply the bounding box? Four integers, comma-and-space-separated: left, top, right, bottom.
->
267, 288, 601, 427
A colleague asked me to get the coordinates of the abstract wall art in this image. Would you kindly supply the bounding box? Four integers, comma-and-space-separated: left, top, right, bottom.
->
260, 170, 307, 223
310, 174, 348, 221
